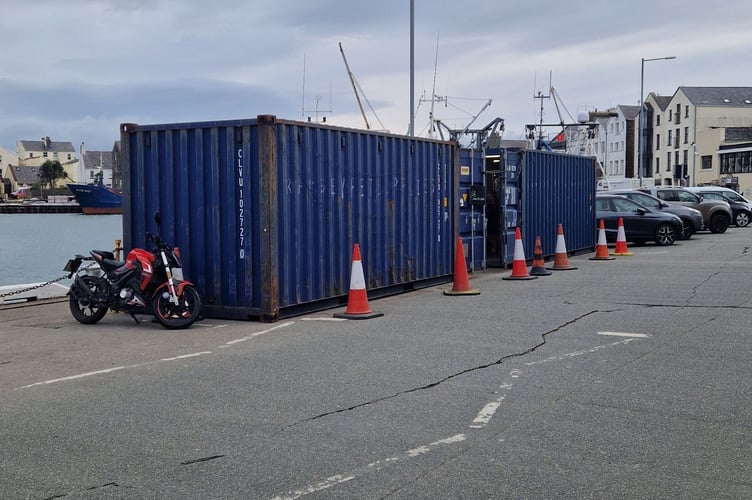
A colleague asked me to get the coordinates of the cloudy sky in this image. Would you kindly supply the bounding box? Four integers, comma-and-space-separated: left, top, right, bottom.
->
1, 0, 751, 153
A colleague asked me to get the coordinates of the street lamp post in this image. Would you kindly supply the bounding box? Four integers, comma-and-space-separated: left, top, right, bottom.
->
638, 56, 676, 186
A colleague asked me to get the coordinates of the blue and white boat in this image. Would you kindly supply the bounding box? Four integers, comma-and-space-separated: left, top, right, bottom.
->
67, 182, 122, 215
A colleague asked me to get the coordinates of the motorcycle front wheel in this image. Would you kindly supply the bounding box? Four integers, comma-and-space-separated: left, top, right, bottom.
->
69, 275, 109, 325
152, 284, 202, 330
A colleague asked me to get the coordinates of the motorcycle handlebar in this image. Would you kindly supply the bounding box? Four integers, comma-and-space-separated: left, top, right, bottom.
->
146, 232, 167, 249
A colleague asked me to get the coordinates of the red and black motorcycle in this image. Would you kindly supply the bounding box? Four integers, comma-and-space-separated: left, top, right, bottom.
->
65, 217, 202, 330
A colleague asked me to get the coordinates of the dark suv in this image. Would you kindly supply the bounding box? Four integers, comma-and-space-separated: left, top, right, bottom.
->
686, 187, 751, 227
637, 187, 732, 234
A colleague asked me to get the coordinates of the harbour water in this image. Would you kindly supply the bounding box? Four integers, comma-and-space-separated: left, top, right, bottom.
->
0, 214, 123, 287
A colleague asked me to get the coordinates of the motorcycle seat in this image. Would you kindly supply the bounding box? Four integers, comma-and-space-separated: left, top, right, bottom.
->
91, 249, 115, 260
91, 250, 124, 272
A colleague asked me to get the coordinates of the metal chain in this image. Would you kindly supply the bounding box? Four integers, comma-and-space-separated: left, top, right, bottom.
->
0, 274, 71, 298
0, 259, 101, 299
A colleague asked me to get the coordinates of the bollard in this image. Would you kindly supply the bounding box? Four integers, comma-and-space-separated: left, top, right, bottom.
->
115, 239, 122, 260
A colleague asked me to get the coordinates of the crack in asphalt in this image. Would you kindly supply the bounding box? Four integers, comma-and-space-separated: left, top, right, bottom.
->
42, 482, 123, 500
181, 454, 226, 466
288, 310, 600, 428
612, 302, 752, 309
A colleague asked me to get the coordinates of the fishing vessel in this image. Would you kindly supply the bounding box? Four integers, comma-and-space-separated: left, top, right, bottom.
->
67, 182, 122, 214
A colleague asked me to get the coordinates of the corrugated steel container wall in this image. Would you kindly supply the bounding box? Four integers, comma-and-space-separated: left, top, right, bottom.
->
519, 149, 596, 257
121, 116, 456, 321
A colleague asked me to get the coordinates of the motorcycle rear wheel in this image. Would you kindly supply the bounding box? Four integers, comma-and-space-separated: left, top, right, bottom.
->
152, 284, 202, 330
69, 276, 109, 325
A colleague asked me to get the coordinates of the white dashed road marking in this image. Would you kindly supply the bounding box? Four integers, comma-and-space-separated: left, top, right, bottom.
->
598, 331, 650, 338
470, 334, 649, 429
271, 434, 467, 500
16, 322, 295, 390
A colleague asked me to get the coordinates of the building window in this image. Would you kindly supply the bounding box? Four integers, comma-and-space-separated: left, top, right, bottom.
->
667, 130, 672, 146
67, 154, 72, 160
667, 152, 672, 171
675, 104, 681, 125
43, 151, 48, 158
675, 128, 680, 148
684, 127, 689, 144
656, 157, 660, 173
621, 141, 624, 151
685, 105, 690, 118
656, 115, 661, 126
723, 151, 752, 173
656, 134, 660, 150
668, 111, 672, 123
702, 155, 712, 170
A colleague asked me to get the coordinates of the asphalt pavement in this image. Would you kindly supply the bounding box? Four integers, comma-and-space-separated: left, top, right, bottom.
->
1, 227, 751, 499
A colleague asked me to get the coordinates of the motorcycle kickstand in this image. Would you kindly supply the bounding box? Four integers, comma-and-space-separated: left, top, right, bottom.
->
129, 313, 142, 324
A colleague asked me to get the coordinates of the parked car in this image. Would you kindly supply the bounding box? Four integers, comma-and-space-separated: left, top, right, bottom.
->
686, 187, 751, 227
607, 189, 703, 240
637, 187, 732, 234
595, 194, 683, 246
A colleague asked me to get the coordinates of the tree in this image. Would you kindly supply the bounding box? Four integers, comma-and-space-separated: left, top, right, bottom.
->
38, 160, 67, 189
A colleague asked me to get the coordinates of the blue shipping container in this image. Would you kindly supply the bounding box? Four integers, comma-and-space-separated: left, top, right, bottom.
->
517, 149, 596, 258
120, 116, 457, 321
484, 148, 596, 266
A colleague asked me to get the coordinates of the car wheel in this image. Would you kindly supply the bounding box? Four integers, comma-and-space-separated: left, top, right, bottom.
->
679, 218, 694, 240
709, 213, 730, 234
734, 211, 751, 227
655, 223, 677, 246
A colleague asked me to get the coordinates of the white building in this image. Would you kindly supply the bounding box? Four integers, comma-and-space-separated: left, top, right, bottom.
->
645, 87, 752, 195
592, 105, 640, 179
79, 143, 115, 187
16, 137, 79, 182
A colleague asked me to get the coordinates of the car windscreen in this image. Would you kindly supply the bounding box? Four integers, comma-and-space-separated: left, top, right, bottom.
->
612, 197, 642, 212
627, 193, 659, 208
676, 190, 700, 202
720, 191, 745, 202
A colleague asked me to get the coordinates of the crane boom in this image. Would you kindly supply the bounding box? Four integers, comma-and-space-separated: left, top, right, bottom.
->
339, 42, 370, 130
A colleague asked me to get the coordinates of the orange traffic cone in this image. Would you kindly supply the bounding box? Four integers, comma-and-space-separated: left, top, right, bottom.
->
547, 224, 578, 270
590, 219, 615, 260
444, 237, 480, 295
529, 235, 552, 276
611, 217, 633, 256
503, 228, 538, 280
334, 244, 384, 319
